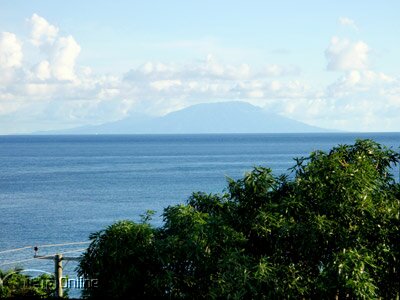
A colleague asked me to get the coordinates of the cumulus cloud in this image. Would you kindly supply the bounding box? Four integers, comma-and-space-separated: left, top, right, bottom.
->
27, 14, 81, 81
326, 70, 394, 98
260, 64, 301, 77
50, 35, 81, 81
29, 13, 59, 46
193, 54, 251, 79
119, 56, 311, 117
122, 58, 400, 132
2, 14, 400, 133
35, 60, 51, 80
325, 36, 369, 71
281, 70, 400, 132
0, 14, 120, 133
338, 17, 359, 31
150, 79, 182, 91
0, 32, 23, 69
115, 55, 311, 117
125, 55, 299, 82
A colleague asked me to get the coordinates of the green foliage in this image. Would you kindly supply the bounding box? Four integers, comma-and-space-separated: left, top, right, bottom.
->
0, 269, 56, 299
78, 219, 161, 299
78, 139, 400, 299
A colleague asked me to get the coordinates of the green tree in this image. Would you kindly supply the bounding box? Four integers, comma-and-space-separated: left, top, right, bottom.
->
78, 217, 162, 299
0, 269, 56, 299
78, 139, 400, 299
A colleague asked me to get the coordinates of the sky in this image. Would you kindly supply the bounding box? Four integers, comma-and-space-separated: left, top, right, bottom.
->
0, 0, 400, 133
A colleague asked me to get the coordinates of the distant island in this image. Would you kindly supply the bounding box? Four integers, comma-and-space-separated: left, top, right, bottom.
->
39, 101, 333, 134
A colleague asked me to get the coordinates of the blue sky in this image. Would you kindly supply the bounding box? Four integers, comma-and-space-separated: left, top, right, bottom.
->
0, 0, 400, 133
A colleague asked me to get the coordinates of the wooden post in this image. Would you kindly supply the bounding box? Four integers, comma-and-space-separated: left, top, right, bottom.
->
34, 251, 79, 298
55, 254, 63, 298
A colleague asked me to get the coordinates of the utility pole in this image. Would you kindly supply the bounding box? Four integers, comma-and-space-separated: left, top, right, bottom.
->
55, 254, 63, 298
34, 251, 79, 298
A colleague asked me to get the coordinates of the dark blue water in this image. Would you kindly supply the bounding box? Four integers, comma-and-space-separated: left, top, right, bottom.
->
0, 133, 399, 295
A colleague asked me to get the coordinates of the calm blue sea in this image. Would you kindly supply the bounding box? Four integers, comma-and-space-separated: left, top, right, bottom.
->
0, 133, 399, 295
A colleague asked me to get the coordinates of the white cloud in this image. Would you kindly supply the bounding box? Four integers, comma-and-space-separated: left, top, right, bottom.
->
150, 79, 182, 91
98, 88, 120, 100
28, 14, 81, 82
35, 60, 51, 80
50, 35, 81, 81
292, 70, 400, 131
0, 32, 23, 69
327, 70, 394, 98
141, 62, 173, 75
29, 13, 59, 46
2, 14, 400, 133
260, 64, 300, 77
24, 83, 57, 96
0, 15, 115, 132
325, 36, 369, 71
114, 57, 313, 119
196, 54, 251, 79
125, 56, 298, 82
338, 17, 359, 31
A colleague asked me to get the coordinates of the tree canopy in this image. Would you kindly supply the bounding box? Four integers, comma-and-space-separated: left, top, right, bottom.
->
0, 269, 56, 299
78, 139, 400, 299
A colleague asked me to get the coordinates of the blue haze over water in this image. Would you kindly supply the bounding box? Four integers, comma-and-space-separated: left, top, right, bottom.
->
0, 133, 399, 291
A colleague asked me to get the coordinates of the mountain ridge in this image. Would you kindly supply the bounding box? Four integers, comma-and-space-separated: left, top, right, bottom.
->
36, 101, 333, 134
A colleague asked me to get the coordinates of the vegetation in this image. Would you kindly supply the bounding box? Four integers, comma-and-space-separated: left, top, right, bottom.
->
78, 140, 400, 299
0, 269, 56, 299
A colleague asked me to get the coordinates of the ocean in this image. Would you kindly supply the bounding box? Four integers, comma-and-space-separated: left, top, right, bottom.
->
0, 133, 399, 296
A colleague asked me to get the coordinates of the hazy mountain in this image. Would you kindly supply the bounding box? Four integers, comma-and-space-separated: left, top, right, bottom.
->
42, 101, 331, 134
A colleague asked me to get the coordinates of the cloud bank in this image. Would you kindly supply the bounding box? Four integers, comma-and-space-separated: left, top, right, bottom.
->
1, 14, 400, 133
